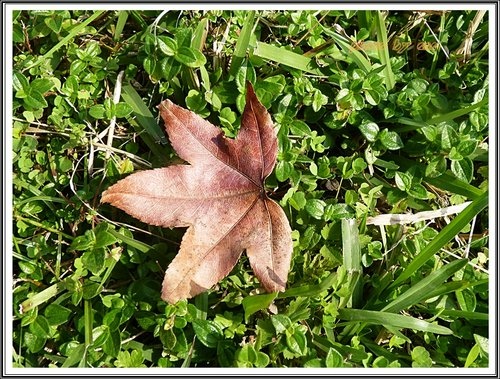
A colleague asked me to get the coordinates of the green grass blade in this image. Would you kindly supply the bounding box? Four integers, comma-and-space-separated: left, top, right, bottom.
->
253, 42, 324, 75
192, 17, 209, 51
342, 218, 362, 308
425, 174, 484, 200
427, 97, 487, 124
424, 280, 475, 299
382, 259, 468, 313
357, 11, 374, 34
128, 10, 147, 30
98, 252, 120, 290
229, 11, 256, 76
19, 282, 66, 314
40, 11, 104, 63
83, 299, 93, 366
374, 11, 395, 90
121, 83, 166, 144
194, 292, 208, 321
423, 309, 488, 321
114, 11, 128, 41
120, 82, 169, 160
388, 154, 484, 200
338, 309, 453, 335
15, 215, 74, 240
278, 272, 336, 298
16, 195, 67, 205
429, 12, 447, 77
13, 177, 58, 212
342, 219, 361, 273
107, 228, 152, 253
361, 337, 411, 363
322, 25, 372, 73
389, 191, 488, 289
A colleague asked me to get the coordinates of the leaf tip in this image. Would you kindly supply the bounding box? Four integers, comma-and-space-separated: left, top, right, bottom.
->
245, 80, 255, 98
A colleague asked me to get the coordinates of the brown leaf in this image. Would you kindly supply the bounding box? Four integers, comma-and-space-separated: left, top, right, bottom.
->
101, 82, 292, 304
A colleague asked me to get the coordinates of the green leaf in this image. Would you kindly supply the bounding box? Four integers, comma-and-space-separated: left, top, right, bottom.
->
94, 228, 118, 249
44, 304, 72, 326
285, 327, 307, 355
325, 347, 344, 367
61, 343, 86, 367
31, 78, 54, 93
174, 46, 205, 68
305, 198, 326, 219
271, 314, 293, 334
115, 102, 133, 118
440, 123, 458, 150
456, 288, 477, 312
380, 129, 404, 150
465, 343, 481, 368
311, 89, 328, 112
275, 161, 293, 182
92, 325, 109, 348
235, 61, 256, 93
451, 158, 473, 183
352, 157, 367, 173
289, 120, 312, 136
102, 329, 121, 357
359, 121, 379, 142
71, 59, 88, 75
24, 331, 46, 353
36, 11, 102, 61
103, 309, 122, 331
157, 35, 177, 56
108, 228, 152, 253
254, 351, 270, 368
114, 11, 128, 41
186, 89, 206, 112
82, 248, 105, 275
89, 104, 106, 119
395, 171, 411, 191
428, 97, 487, 125
29, 315, 51, 338
82, 280, 102, 300
13, 72, 30, 93
242, 292, 277, 322
408, 183, 428, 199
192, 319, 224, 348
425, 156, 447, 178
411, 346, 433, 367
25, 90, 48, 109
322, 26, 372, 73
235, 344, 257, 365
70, 230, 95, 251
143, 56, 156, 76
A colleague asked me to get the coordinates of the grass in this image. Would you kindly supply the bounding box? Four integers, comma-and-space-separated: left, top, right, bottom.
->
10, 9, 490, 369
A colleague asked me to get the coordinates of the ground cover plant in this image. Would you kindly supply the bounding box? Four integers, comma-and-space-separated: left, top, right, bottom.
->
12, 9, 489, 368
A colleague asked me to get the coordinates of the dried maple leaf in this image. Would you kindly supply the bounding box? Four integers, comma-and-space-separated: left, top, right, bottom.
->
101, 82, 292, 304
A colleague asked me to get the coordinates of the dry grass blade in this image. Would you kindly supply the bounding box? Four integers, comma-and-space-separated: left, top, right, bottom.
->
105, 70, 124, 159
367, 201, 472, 226
453, 10, 487, 63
